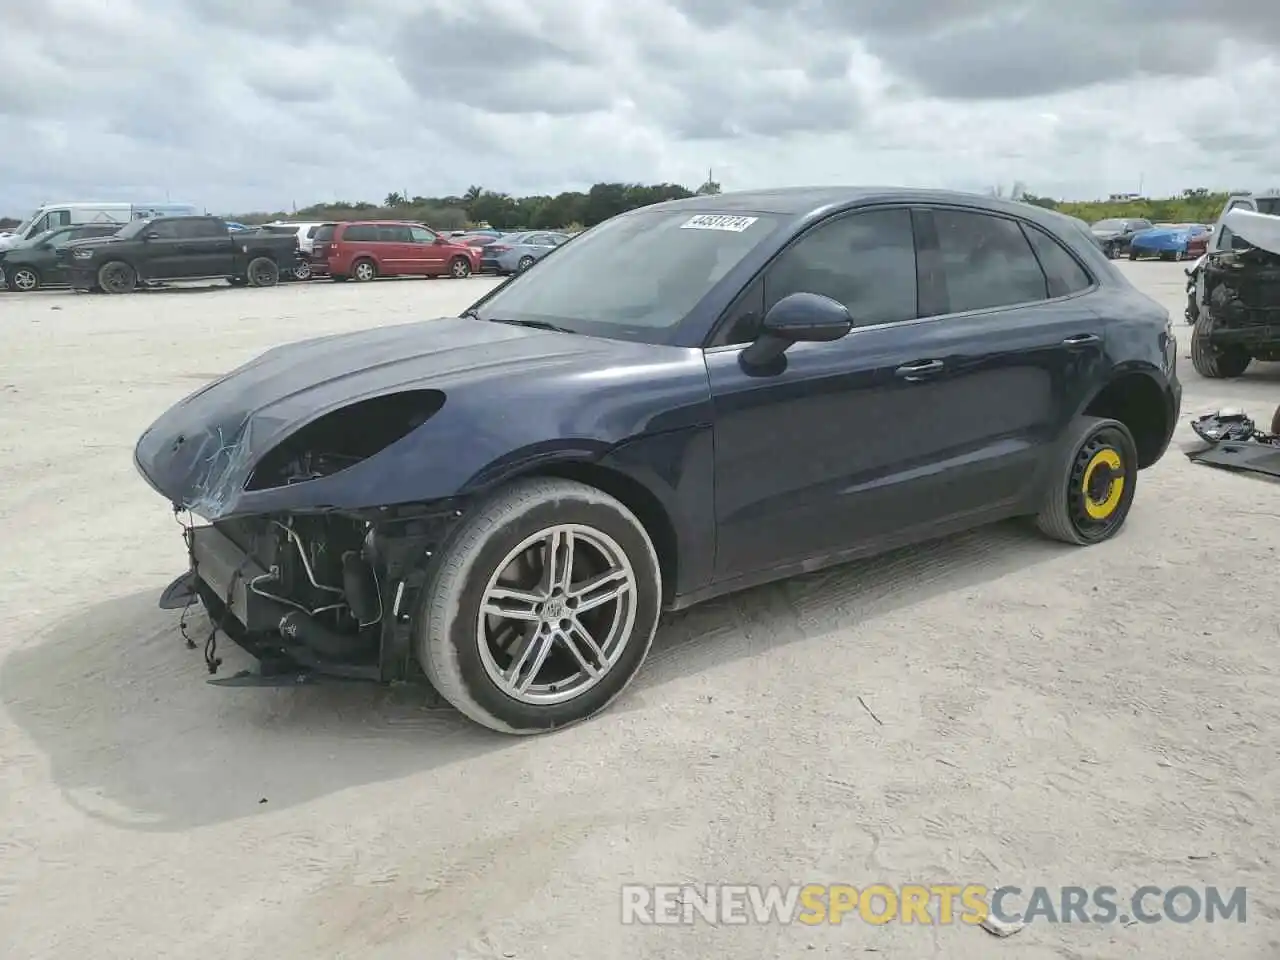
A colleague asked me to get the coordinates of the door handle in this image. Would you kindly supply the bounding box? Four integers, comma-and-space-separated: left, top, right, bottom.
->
894, 359, 944, 381
1063, 333, 1100, 346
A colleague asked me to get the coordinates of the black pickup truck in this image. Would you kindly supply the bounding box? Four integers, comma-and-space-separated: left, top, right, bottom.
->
66, 215, 302, 294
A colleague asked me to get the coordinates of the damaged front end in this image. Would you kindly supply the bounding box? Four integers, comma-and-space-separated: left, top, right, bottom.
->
138, 387, 466, 686
1202, 248, 1280, 359
167, 503, 463, 685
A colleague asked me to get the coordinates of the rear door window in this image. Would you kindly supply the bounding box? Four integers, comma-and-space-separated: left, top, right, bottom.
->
931, 209, 1048, 313
378, 225, 413, 242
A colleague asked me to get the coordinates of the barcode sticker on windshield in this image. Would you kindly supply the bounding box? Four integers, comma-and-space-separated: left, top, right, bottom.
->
680, 214, 758, 232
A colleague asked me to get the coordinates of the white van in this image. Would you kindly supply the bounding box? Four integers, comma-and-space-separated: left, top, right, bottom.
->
0, 201, 200, 250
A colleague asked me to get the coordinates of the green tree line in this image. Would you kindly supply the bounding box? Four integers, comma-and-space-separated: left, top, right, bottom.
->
0, 185, 1240, 233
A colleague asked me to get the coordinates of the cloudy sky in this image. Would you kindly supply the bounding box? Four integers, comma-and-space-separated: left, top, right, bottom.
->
1, 0, 1276, 216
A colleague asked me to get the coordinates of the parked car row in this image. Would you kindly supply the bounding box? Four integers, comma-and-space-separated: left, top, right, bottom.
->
1089, 217, 1211, 261
0, 215, 303, 293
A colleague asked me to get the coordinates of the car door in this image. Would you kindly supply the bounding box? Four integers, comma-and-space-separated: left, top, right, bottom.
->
704, 206, 966, 580
913, 206, 1106, 517
376, 224, 415, 275
182, 218, 236, 276
44, 226, 90, 282
409, 225, 442, 274
140, 218, 188, 278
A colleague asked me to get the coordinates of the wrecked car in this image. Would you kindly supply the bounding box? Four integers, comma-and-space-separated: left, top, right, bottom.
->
135, 187, 1181, 735
1191, 206, 1280, 378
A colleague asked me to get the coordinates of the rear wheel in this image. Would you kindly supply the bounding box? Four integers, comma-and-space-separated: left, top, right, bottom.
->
1191, 312, 1251, 378
448, 256, 472, 279
517, 255, 535, 272
352, 259, 377, 282
292, 261, 312, 281
417, 478, 662, 734
1035, 416, 1138, 545
246, 257, 279, 287
97, 261, 136, 294
8, 266, 40, 292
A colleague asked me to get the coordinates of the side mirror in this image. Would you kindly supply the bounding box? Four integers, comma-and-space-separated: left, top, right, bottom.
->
740, 292, 853, 369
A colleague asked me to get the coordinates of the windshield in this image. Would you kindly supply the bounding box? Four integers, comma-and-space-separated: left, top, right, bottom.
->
115, 218, 152, 239
1092, 219, 1127, 231
469, 209, 780, 341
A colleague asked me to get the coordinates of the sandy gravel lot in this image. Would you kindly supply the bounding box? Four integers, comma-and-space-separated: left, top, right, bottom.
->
1, 264, 1277, 959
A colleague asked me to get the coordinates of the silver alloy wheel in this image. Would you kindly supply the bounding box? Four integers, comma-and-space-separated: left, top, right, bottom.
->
11, 267, 38, 291
293, 261, 312, 280
517, 255, 535, 271
476, 524, 638, 705
354, 260, 376, 281
450, 257, 470, 278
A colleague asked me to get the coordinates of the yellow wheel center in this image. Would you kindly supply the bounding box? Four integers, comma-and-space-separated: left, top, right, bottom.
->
1081, 448, 1124, 520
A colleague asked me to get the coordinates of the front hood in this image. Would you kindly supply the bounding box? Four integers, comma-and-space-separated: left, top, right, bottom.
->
135, 316, 702, 519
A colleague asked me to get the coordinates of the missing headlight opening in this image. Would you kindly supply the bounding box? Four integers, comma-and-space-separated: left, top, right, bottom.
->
246, 389, 445, 490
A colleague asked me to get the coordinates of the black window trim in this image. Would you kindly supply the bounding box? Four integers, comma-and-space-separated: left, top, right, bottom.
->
703, 202, 1101, 351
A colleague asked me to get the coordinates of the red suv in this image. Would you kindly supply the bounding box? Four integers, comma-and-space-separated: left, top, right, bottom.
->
311, 221, 481, 282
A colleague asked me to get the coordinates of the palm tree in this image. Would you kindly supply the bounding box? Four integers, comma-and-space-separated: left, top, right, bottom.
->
464, 185, 484, 204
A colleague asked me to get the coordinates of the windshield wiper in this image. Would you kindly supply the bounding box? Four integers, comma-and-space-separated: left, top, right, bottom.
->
486, 317, 575, 334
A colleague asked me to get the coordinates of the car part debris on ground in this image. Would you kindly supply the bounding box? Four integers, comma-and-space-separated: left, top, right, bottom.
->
1186, 405, 1280, 478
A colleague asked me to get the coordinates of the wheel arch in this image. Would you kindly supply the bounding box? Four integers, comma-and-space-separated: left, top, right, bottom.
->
466, 451, 680, 605
1078, 366, 1172, 469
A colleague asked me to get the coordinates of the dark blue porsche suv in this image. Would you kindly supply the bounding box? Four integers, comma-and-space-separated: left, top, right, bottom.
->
135, 187, 1181, 734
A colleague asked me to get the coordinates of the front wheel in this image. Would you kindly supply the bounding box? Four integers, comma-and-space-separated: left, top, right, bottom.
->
1128, 248, 1138, 261
417, 478, 662, 734
1034, 416, 1138, 545
292, 261, 312, 281
1191, 312, 1251, 378
7, 266, 40, 291
448, 256, 472, 279
97, 261, 137, 294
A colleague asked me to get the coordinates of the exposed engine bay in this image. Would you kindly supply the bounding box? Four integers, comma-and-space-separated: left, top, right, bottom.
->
1199, 209, 1280, 359
163, 502, 463, 686
1186, 406, 1280, 480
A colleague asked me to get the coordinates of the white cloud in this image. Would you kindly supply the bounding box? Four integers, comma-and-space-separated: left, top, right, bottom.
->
0, 0, 1277, 216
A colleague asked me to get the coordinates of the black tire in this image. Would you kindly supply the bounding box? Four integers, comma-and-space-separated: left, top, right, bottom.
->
448, 256, 472, 279
517, 255, 535, 272
7, 265, 40, 292
1128, 248, 1138, 261
246, 256, 279, 287
97, 261, 136, 294
1035, 416, 1138, 545
351, 258, 377, 282
416, 477, 662, 735
1191, 312, 1251, 378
